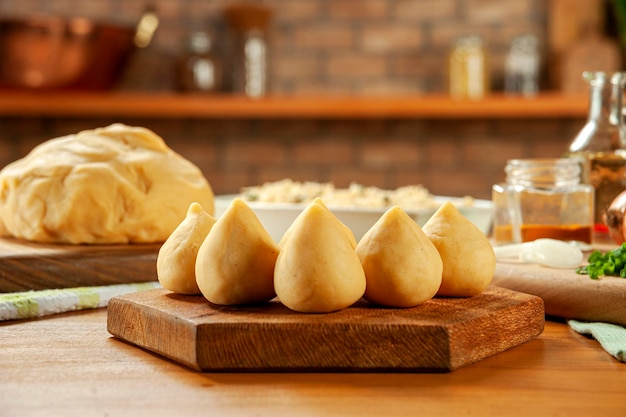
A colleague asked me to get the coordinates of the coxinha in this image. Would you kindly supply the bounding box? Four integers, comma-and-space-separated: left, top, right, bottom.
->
156, 197, 496, 313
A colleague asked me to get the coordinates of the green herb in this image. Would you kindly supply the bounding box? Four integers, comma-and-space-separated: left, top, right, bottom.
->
244, 192, 258, 201
576, 242, 626, 279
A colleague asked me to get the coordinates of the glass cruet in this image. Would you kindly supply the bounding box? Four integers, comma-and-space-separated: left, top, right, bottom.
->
568, 71, 626, 230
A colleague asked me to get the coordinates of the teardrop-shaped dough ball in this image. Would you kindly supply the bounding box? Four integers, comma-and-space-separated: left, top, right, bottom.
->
422, 201, 495, 297
275, 198, 366, 313
195, 198, 278, 305
356, 206, 442, 307
278, 198, 357, 249
157, 202, 216, 294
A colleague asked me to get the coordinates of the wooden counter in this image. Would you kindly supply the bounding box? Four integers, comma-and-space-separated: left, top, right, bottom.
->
1, 308, 624, 417
0, 92, 587, 119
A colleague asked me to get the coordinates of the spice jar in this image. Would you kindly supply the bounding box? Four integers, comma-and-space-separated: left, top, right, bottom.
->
176, 30, 222, 93
448, 35, 489, 99
567, 71, 626, 233
492, 158, 594, 244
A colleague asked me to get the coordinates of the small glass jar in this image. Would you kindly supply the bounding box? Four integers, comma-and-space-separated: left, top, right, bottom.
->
492, 158, 594, 244
449, 35, 489, 99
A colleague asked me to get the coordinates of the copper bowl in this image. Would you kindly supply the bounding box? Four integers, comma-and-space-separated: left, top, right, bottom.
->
0, 9, 158, 90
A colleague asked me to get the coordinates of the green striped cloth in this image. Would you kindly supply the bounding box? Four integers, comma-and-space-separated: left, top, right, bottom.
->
0, 282, 161, 321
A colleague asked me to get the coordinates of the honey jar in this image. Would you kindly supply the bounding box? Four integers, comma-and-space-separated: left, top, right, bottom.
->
492, 158, 594, 244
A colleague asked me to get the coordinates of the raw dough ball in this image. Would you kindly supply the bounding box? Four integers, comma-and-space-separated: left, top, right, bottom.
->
275, 198, 366, 313
278, 198, 357, 249
356, 206, 442, 308
195, 198, 278, 305
0, 124, 214, 244
422, 201, 495, 297
157, 202, 216, 294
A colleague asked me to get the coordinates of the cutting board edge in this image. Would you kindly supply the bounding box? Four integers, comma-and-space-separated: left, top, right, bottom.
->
447, 294, 545, 370
0, 238, 160, 292
107, 287, 546, 373
107, 296, 203, 371
108, 291, 456, 372
194, 320, 454, 372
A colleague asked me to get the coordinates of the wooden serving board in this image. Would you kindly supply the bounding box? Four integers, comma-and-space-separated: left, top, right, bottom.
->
493, 260, 626, 326
107, 286, 544, 372
0, 238, 160, 292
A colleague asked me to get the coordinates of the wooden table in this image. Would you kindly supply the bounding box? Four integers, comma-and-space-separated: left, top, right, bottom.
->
1, 308, 624, 417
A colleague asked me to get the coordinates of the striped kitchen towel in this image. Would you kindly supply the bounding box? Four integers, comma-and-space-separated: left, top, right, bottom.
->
0, 281, 161, 321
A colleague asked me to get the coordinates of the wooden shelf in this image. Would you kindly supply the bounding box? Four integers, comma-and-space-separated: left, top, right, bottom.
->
0, 91, 588, 119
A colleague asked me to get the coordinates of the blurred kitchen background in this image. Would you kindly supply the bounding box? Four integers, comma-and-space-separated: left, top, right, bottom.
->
0, 0, 622, 199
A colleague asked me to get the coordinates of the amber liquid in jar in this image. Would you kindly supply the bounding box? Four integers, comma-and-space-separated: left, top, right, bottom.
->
493, 224, 593, 243
492, 158, 594, 245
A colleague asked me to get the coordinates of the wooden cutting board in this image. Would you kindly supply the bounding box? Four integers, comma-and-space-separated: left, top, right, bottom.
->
107, 286, 544, 372
493, 260, 626, 326
0, 238, 160, 292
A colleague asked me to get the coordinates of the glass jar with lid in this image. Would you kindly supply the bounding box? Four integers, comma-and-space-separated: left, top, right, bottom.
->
492, 158, 594, 244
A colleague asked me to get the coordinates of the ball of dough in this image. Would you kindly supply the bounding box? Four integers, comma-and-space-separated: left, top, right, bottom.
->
157, 202, 216, 295
422, 202, 495, 297
0, 124, 214, 244
356, 206, 442, 308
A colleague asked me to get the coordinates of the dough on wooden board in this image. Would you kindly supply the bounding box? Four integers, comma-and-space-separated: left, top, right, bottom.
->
0, 124, 214, 244
274, 198, 366, 313
356, 206, 442, 308
422, 201, 495, 297
157, 202, 216, 295
195, 198, 278, 305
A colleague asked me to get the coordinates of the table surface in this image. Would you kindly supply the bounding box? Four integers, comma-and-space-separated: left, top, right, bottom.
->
1, 308, 625, 417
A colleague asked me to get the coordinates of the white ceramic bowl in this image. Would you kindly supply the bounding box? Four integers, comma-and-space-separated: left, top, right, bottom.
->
214, 195, 493, 243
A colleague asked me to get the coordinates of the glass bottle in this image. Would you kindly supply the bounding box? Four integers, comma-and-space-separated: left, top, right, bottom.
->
492, 158, 594, 244
449, 35, 489, 99
176, 31, 222, 93
568, 71, 626, 231
239, 29, 268, 97
224, 4, 272, 98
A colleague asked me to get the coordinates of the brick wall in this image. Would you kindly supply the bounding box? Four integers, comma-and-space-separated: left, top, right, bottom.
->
0, 116, 584, 201
0, 0, 587, 201
0, 0, 550, 93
